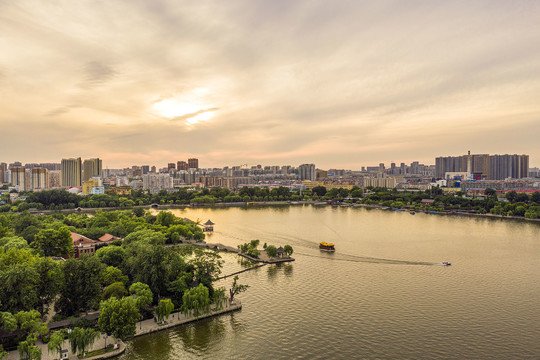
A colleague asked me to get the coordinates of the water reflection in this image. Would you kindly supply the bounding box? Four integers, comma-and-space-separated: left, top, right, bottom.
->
283, 263, 293, 277
228, 313, 247, 333
176, 318, 226, 352
267, 264, 278, 280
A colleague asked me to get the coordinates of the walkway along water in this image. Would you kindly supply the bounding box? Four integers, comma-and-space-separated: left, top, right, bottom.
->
134, 300, 242, 337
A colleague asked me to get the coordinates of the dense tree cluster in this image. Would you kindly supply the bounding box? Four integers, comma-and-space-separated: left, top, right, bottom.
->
5, 185, 538, 219
0, 209, 241, 351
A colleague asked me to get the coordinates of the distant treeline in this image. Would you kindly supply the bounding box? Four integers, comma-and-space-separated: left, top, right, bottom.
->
1, 186, 539, 219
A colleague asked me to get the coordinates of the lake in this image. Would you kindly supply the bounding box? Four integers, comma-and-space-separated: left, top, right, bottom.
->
118, 205, 540, 359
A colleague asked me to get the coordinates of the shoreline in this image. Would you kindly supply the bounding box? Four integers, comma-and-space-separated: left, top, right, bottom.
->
34, 201, 540, 224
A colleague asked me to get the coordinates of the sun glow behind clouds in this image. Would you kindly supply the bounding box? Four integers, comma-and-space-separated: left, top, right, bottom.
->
152, 89, 217, 125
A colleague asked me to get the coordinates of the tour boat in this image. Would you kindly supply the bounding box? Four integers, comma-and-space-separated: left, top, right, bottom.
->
319, 242, 335, 252
442, 262, 452, 266
410, 210, 416, 215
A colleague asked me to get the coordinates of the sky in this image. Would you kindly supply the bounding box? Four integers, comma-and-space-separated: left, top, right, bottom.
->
1, 0, 539, 169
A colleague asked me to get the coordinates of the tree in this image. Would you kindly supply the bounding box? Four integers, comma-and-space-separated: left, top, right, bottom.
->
99, 297, 140, 340
95, 246, 126, 268
34, 257, 61, 314
181, 284, 211, 318
18, 335, 41, 360
154, 211, 177, 227
484, 188, 496, 197
0, 236, 28, 250
213, 287, 227, 311
123, 230, 165, 247
0, 263, 39, 313
102, 266, 128, 286
56, 256, 105, 316
229, 275, 249, 303
265, 245, 277, 258
31, 227, 73, 257
48, 330, 66, 359
132, 207, 145, 217
128, 282, 153, 310
125, 243, 185, 299
15, 310, 48, 341
312, 186, 327, 197
103, 282, 128, 300
532, 191, 540, 204
283, 245, 294, 256
0, 311, 17, 332
155, 298, 174, 323
68, 327, 100, 357
166, 274, 190, 308
189, 248, 223, 286
506, 191, 518, 203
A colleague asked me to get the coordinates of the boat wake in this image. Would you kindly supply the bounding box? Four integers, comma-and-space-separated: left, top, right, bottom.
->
295, 251, 440, 266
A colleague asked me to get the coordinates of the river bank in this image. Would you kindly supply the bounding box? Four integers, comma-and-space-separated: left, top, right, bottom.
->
31, 200, 540, 224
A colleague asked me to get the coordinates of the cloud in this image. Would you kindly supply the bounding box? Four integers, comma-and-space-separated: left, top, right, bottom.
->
1, 0, 540, 168
80, 61, 117, 88
170, 107, 219, 123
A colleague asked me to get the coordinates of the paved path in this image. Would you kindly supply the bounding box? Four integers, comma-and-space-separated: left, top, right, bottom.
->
135, 300, 242, 337
5, 334, 124, 360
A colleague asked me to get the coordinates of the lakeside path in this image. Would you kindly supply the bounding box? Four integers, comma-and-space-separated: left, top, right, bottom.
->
5, 302, 242, 360
135, 300, 242, 337
5, 334, 125, 360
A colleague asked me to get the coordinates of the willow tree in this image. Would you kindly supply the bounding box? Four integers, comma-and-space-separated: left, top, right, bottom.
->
47, 330, 66, 359
156, 298, 175, 323
68, 327, 100, 357
213, 287, 227, 311
181, 284, 211, 318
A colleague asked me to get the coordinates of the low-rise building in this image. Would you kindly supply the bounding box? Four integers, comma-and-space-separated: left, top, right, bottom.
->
70, 232, 97, 258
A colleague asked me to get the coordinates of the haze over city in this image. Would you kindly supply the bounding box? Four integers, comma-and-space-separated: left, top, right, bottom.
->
1, 0, 540, 168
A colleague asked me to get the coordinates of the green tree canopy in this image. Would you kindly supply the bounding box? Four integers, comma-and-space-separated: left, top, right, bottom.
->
155, 298, 174, 322
102, 266, 128, 286
265, 245, 277, 258
31, 226, 73, 257
103, 282, 128, 300
181, 284, 211, 318
129, 282, 153, 310
98, 297, 140, 341
95, 245, 126, 268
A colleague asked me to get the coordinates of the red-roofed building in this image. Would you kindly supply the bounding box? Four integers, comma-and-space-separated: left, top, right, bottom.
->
98, 233, 121, 243
71, 232, 97, 258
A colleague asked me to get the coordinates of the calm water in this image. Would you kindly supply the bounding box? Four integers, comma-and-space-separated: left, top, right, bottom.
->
119, 205, 540, 359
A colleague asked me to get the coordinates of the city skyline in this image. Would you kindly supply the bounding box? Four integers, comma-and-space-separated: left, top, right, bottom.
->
1, 1, 540, 168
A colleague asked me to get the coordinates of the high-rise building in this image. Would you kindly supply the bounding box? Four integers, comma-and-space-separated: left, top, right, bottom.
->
31, 168, 49, 190
177, 161, 188, 171
167, 163, 176, 172
49, 170, 62, 188
0, 163, 7, 183
188, 158, 199, 170
11, 167, 26, 191
141, 165, 150, 174
436, 152, 529, 180
61, 158, 82, 187
83, 158, 102, 181
151, 166, 157, 173
489, 154, 529, 180
298, 164, 316, 181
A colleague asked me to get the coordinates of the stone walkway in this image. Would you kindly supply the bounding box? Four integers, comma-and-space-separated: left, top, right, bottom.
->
5, 334, 124, 360
135, 300, 242, 336
5, 301, 242, 359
